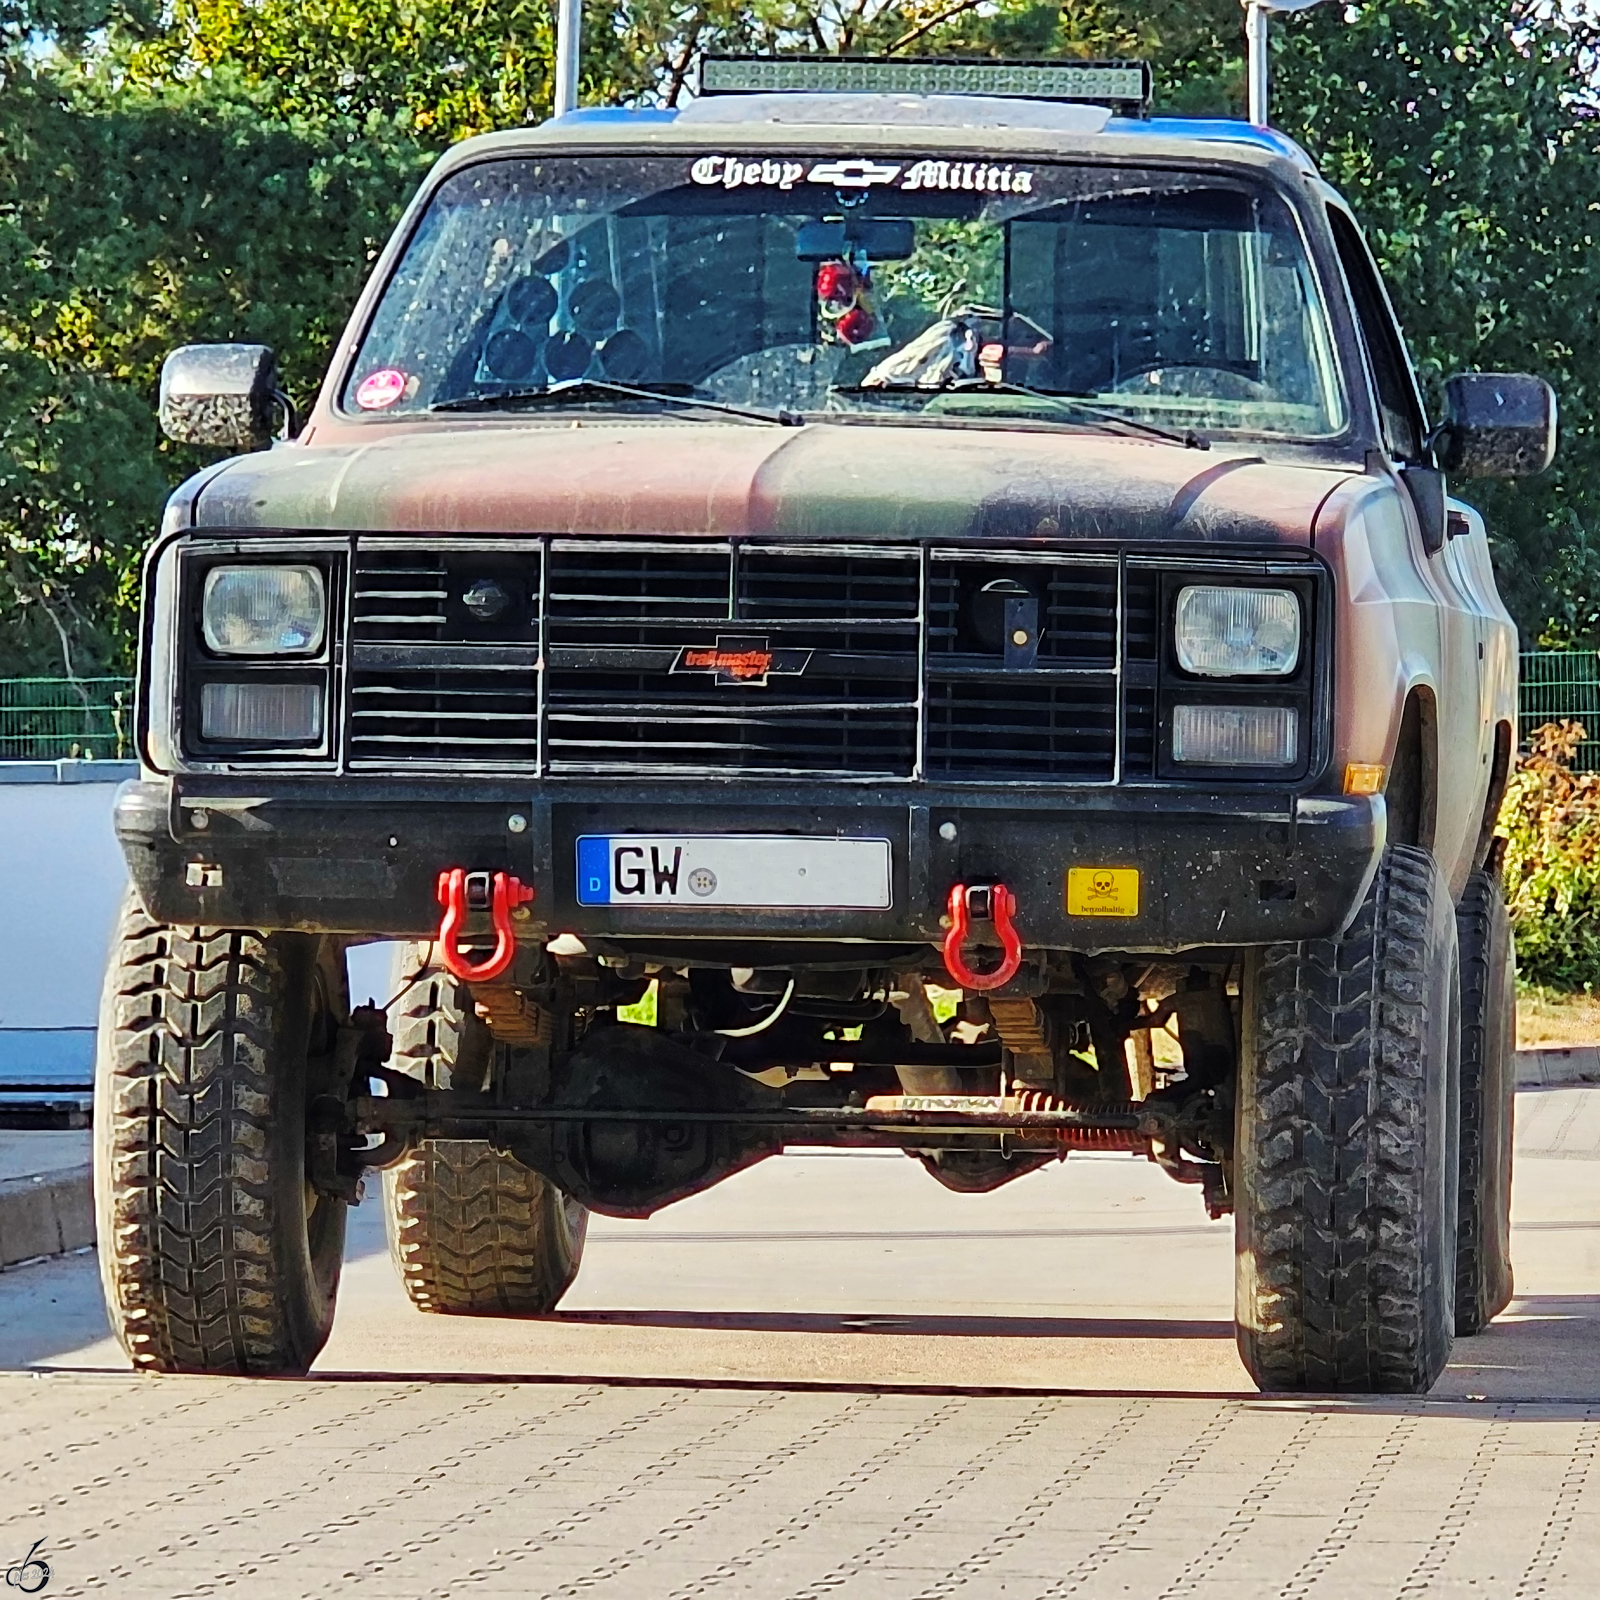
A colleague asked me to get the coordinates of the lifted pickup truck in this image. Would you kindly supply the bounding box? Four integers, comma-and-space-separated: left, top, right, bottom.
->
97, 57, 1555, 1392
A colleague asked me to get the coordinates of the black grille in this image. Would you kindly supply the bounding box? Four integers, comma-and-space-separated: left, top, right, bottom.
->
1124, 568, 1161, 661
926, 555, 1124, 782
738, 548, 921, 625
347, 546, 541, 766
927, 681, 1118, 781
335, 539, 1166, 782
543, 543, 919, 776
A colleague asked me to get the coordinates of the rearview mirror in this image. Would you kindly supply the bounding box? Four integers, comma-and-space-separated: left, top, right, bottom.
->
1435, 372, 1556, 478
796, 218, 916, 262
159, 343, 282, 450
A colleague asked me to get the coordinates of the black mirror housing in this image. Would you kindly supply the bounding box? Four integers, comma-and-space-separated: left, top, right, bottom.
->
795, 218, 916, 262
1437, 372, 1556, 478
159, 343, 280, 450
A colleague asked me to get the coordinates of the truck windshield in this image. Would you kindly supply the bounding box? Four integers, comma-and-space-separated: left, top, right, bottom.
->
345, 152, 1347, 441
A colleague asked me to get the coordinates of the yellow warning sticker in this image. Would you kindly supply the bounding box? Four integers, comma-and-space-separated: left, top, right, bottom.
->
1066, 866, 1141, 917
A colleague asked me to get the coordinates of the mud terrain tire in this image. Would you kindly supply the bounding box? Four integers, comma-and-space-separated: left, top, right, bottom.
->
1454, 868, 1516, 1334
93, 890, 347, 1375
384, 953, 587, 1315
1235, 844, 1460, 1393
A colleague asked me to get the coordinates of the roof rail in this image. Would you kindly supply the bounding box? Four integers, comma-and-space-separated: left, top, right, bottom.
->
698, 56, 1151, 116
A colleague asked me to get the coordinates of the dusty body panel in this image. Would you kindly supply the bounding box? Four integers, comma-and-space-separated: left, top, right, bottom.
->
194, 423, 1348, 548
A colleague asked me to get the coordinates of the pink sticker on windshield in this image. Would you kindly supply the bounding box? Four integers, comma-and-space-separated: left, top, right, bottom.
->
355, 368, 408, 410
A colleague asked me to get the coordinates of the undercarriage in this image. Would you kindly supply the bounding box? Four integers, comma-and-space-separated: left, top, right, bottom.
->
337, 938, 1239, 1220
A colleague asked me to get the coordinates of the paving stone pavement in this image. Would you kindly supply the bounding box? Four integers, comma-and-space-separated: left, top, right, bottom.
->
5, 1088, 1600, 1596
4, 1375, 1599, 1597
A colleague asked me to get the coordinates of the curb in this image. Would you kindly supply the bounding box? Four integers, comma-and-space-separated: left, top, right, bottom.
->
0, 1163, 94, 1268
1516, 1047, 1600, 1089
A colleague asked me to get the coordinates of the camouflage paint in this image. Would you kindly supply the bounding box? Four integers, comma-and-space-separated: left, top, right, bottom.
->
195, 420, 1353, 549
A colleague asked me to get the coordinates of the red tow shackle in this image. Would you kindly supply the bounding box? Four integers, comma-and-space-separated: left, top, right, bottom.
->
434, 868, 534, 984
942, 881, 1023, 991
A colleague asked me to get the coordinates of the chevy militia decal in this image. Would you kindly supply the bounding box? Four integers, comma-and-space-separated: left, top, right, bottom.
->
688, 155, 1036, 194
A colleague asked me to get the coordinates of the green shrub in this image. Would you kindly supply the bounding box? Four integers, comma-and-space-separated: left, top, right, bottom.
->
1501, 720, 1600, 991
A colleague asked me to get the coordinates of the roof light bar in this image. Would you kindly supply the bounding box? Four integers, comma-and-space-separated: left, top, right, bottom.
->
699, 56, 1152, 112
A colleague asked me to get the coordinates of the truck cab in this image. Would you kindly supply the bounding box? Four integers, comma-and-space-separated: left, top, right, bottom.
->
98, 58, 1554, 1392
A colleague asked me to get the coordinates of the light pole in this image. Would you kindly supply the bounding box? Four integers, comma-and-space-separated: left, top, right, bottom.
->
553, 0, 582, 117
1242, 0, 1327, 128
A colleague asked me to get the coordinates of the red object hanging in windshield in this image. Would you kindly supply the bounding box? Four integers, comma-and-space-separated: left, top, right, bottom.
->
816, 261, 857, 307
836, 306, 877, 346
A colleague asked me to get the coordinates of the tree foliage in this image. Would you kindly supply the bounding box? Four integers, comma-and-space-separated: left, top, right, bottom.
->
1500, 719, 1600, 989
1274, 1, 1600, 645
0, 32, 427, 670
2, 0, 1600, 673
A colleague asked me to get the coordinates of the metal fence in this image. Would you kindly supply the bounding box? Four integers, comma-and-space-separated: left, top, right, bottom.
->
0, 657, 1599, 766
1519, 651, 1600, 769
0, 678, 133, 762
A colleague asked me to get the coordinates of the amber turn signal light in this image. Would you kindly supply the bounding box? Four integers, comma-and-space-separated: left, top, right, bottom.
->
1344, 763, 1386, 796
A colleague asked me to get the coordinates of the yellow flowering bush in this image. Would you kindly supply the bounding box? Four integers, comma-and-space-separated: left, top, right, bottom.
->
1500, 721, 1600, 991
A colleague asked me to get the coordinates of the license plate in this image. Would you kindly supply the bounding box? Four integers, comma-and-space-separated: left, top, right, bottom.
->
576, 835, 892, 908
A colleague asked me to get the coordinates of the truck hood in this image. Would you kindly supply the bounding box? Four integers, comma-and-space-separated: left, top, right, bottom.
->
194, 419, 1352, 545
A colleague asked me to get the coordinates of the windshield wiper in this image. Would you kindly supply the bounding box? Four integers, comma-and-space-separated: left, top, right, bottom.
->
964, 382, 1209, 450
431, 377, 803, 427
833, 380, 1208, 449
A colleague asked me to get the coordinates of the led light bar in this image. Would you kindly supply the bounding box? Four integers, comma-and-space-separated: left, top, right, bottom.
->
700, 56, 1151, 111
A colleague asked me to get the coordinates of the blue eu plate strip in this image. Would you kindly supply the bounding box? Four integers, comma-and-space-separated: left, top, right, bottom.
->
576, 836, 612, 905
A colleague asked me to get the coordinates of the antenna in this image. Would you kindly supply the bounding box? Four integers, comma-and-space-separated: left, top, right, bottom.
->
553, 0, 582, 116
1242, 0, 1326, 127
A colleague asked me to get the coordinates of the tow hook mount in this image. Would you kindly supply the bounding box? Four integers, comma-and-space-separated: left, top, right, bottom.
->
434, 867, 535, 983
942, 881, 1023, 991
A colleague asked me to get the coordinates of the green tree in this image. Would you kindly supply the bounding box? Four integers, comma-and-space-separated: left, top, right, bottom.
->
6, 0, 1600, 675
0, 44, 427, 674
1270, 0, 1600, 646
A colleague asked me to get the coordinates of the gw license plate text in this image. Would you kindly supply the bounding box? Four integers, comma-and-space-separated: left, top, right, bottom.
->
576, 835, 892, 909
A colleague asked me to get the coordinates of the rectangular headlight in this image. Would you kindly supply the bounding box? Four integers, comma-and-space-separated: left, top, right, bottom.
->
201, 681, 323, 743
1173, 704, 1298, 766
202, 565, 326, 656
1175, 586, 1300, 676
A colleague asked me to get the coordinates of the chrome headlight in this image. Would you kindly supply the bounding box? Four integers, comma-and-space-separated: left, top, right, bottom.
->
1175, 586, 1300, 677
202, 565, 326, 656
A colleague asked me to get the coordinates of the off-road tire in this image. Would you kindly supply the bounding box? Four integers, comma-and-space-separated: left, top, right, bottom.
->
384, 951, 587, 1315
1235, 844, 1461, 1393
93, 889, 347, 1375
1454, 868, 1516, 1334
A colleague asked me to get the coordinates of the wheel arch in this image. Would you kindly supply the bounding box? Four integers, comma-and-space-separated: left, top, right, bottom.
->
1473, 719, 1515, 872
1385, 685, 1438, 851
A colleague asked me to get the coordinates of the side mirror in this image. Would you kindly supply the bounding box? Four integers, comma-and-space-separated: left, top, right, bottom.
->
1435, 372, 1556, 478
158, 343, 282, 450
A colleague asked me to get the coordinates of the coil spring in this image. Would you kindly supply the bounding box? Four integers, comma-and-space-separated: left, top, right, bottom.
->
1009, 1090, 1148, 1152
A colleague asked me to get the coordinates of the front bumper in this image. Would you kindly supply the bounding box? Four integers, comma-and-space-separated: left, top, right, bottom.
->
116, 777, 1384, 955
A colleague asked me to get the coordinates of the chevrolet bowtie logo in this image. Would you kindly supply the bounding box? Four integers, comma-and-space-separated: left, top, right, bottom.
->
670, 634, 813, 687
